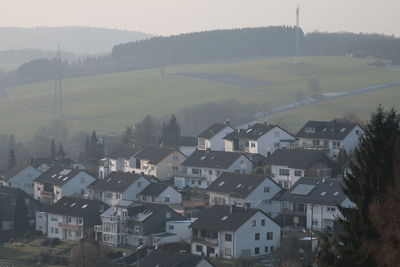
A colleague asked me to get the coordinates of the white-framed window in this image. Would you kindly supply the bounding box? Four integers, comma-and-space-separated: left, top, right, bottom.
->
225, 248, 232, 256
312, 220, 319, 226
225, 233, 232, 241
264, 186, 270, 193
252, 220, 256, 227
196, 245, 202, 252
274, 142, 280, 148
294, 170, 302, 176
55, 228, 59, 234
251, 142, 256, 148
255, 247, 260, 255
327, 206, 336, 212
168, 225, 174, 230
332, 141, 341, 148
192, 168, 201, 175
279, 169, 290, 176
267, 232, 273, 240
164, 197, 170, 203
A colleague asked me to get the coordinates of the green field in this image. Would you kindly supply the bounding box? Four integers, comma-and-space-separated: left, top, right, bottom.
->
1, 56, 400, 140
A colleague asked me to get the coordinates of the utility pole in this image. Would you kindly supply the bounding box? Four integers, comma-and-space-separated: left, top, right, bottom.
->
53, 44, 64, 120
295, 6, 301, 57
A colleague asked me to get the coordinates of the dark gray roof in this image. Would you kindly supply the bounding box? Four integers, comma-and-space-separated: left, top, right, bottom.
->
278, 177, 348, 205
88, 172, 143, 192
190, 205, 271, 232
0, 162, 32, 181
296, 120, 360, 140
34, 167, 88, 186
181, 150, 249, 169
107, 146, 141, 159
266, 149, 335, 170
0, 185, 25, 195
46, 196, 108, 223
139, 250, 211, 267
206, 172, 273, 198
197, 123, 227, 139
178, 136, 198, 147
224, 123, 293, 141
135, 146, 181, 164
127, 202, 186, 222
139, 183, 170, 197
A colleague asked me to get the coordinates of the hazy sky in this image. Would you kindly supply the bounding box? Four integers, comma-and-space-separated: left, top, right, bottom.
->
2, 0, 399, 36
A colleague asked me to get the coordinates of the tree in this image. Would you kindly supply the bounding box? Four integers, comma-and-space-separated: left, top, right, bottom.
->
318, 106, 398, 266
84, 131, 104, 163
8, 149, 16, 169
50, 139, 57, 160
159, 114, 181, 146
69, 239, 109, 267
133, 115, 159, 145
13, 191, 30, 238
58, 144, 66, 160
121, 126, 134, 146
308, 78, 321, 94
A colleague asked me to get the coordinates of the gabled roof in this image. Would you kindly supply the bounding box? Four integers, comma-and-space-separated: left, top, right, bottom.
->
46, 196, 108, 220
278, 177, 348, 205
107, 146, 141, 159
177, 136, 198, 147
181, 150, 250, 169
190, 205, 261, 232
88, 172, 143, 193
296, 120, 361, 140
139, 183, 170, 197
224, 123, 293, 141
134, 146, 182, 165
206, 172, 276, 199
34, 167, 88, 186
266, 149, 335, 170
0, 162, 33, 181
139, 250, 213, 267
127, 202, 185, 222
197, 123, 229, 139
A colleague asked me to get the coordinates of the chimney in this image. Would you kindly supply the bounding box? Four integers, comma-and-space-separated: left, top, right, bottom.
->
322, 177, 326, 183
229, 204, 234, 213
225, 119, 230, 127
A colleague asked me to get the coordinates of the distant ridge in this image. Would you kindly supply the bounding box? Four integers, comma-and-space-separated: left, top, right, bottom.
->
0, 26, 152, 54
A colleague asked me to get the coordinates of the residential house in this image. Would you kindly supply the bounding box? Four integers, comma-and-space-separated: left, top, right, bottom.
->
177, 136, 198, 157
34, 167, 96, 205
175, 150, 253, 189
36, 196, 108, 241
266, 149, 337, 188
87, 172, 151, 206
133, 146, 187, 180
152, 219, 192, 246
197, 122, 234, 151
169, 200, 206, 220
190, 205, 281, 259
0, 162, 42, 196
139, 250, 214, 267
224, 123, 296, 157
0, 186, 43, 233
296, 120, 364, 158
206, 172, 282, 218
94, 202, 186, 247
98, 146, 141, 178
278, 177, 354, 230
138, 183, 182, 204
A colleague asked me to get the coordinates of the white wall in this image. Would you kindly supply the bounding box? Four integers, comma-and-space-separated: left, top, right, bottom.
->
342, 125, 363, 154
255, 127, 295, 157
56, 172, 96, 203
180, 146, 196, 157
166, 220, 192, 241
8, 166, 41, 196
158, 186, 182, 204
270, 165, 304, 189
36, 212, 47, 234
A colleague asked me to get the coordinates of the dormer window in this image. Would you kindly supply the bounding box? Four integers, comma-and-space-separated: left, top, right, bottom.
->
306, 127, 315, 133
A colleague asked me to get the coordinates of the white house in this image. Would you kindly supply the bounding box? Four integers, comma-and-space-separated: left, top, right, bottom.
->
197, 122, 234, 151
34, 167, 96, 205
266, 149, 337, 189
175, 150, 253, 189
278, 177, 354, 230
206, 172, 282, 218
87, 172, 151, 206
98, 146, 142, 178
36, 196, 108, 241
152, 219, 192, 246
296, 120, 364, 158
190, 205, 281, 259
0, 163, 42, 196
224, 123, 296, 157
138, 183, 182, 204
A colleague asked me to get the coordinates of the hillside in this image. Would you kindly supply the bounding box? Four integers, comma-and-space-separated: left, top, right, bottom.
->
0, 27, 151, 54
1, 56, 399, 140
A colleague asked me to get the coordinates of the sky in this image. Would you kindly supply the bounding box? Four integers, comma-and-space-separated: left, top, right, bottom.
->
1, 0, 399, 36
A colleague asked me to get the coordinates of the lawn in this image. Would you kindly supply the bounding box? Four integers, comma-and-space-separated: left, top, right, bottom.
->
1, 56, 399, 140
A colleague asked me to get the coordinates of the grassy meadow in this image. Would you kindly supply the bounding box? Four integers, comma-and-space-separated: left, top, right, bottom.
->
1, 56, 399, 140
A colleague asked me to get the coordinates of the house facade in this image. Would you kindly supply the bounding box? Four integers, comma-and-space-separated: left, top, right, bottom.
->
197, 122, 234, 151
190, 205, 281, 259
175, 150, 253, 189
98, 146, 141, 178
224, 123, 296, 157
0, 163, 42, 196
138, 183, 182, 204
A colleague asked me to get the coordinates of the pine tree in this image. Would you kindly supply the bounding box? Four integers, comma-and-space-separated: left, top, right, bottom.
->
8, 149, 16, 169
133, 115, 158, 145
319, 106, 398, 266
58, 144, 66, 160
50, 139, 57, 160
159, 114, 181, 145
13, 191, 30, 238
121, 126, 134, 146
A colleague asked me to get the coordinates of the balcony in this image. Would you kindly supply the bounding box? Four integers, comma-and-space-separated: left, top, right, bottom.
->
58, 223, 82, 231
41, 191, 53, 197
192, 236, 218, 246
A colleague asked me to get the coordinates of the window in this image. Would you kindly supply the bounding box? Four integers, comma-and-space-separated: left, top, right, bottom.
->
274, 132, 280, 138
265, 246, 269, 253
312, 220, 319, 226
327, 206, 336, 212
245, 141, 249, 147
312, 139, 320, 146
274, 142, 280, 148
283, 181, 289, 188
77, 231, 81, 237
67, 217, 72, 223
270, 246, 274, 252
192, 168, 201, 175
264, 186, 270, 193
225, 233, 232, 242
267, 232, 273, 240
252, 220, 256, 227
196, 245, 203, 252
251, 142, 256, 148
173, 155, 179, 160
168, 225, 174, 230
164, 197, 170, 203
151, 196, 156, 202
172, 166, 178, 171
294, 170, 302, 176
134, 225, 140, 232
255, 247, 260, 255
191, 180, 195, 185
332, 141, 341, 148
279, 169, 290, 176
198, 181, 201, 185
55, 228, 59, 234
225, 248, 232, 256
78, 219, 83, 225
51, 227, 54, 233
255, 233, 260, 240
51, 217, 58, 222
261, 219, 265, 226
116, 193, 121, 199
208, 170, 213, 175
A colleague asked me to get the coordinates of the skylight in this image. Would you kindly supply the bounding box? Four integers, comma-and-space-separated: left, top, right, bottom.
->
221, 216, 228, 221
106, 178, 111, 182
333, 192, 340, 196
246, 129, 252, 133
320, 192, 327, 196
51, 174, 57, 178
236, 184, 242, 188
71, 203, 76, 207
81, 204, 88, 209
322, 128, 327, 132
218, 181, 225, 186
290, 184, 316, 195
340, 128, 347, 132
200, 156, 206, 160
